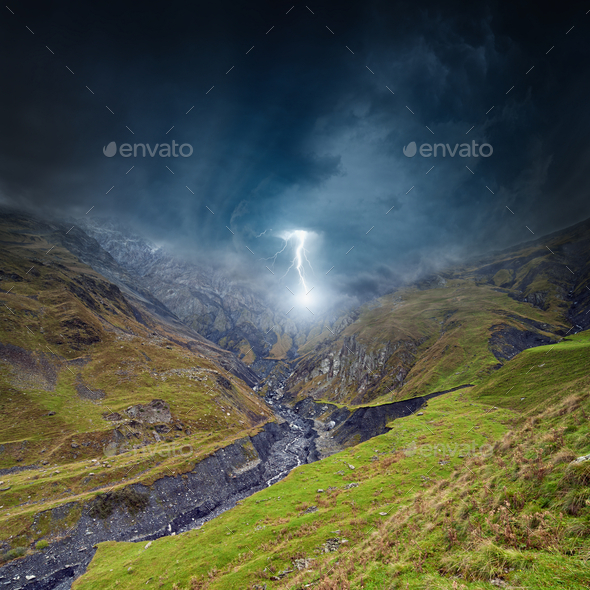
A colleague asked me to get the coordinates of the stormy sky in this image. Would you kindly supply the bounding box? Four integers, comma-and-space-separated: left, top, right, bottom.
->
1, 0, 590, 313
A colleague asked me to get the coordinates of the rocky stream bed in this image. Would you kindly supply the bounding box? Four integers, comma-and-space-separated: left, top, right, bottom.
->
0, 381, 457, 590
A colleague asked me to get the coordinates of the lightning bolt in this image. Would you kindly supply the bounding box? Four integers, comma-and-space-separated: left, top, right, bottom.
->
282, 230, 310, 293
264, 230, 313, 295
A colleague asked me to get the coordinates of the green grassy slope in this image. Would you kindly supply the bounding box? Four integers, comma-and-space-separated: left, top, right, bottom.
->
285, 218, 590, 408
75, 330, 590, 590
286, 279, 567, 407
0, 218, 272, 554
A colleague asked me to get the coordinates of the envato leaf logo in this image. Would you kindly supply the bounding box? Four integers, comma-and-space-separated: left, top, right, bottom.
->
103, 141, 117, 157
402, 141, 417, 157
102, 141, 193, 158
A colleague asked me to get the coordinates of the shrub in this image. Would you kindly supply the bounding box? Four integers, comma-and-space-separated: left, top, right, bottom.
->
0, 547, 26, 564
441, 541, 535, 580
89, 487, 150, 519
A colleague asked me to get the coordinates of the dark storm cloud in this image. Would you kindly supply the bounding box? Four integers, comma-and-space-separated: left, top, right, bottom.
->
1, 0, 589, 312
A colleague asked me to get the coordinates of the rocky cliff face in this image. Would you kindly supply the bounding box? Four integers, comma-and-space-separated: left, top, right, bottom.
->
0, 419, 317, 590
453, 216, 590, 326
77, 218, 310, 372
284, 333, 423, 405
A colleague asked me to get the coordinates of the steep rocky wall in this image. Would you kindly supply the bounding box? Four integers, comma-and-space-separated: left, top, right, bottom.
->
294, 385, 474, 447
0, 422, 294, 590
285, 333, 423, 405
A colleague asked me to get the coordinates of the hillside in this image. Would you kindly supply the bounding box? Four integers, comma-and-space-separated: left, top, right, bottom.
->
2, 211, 590, 590
76, 218, 311, 372
73, 328, 590, 589
0, 210, 275, 566
279, 218, 590, 407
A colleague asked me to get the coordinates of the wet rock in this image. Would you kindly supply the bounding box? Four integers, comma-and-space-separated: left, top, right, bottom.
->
293, 558, 314, 570
489, 324, 556, 361
1, 418, 317, 590
103, 412, 122, 421
322, 538, 341, 553
126, 399, 172, 423
316, 385, 473, 447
